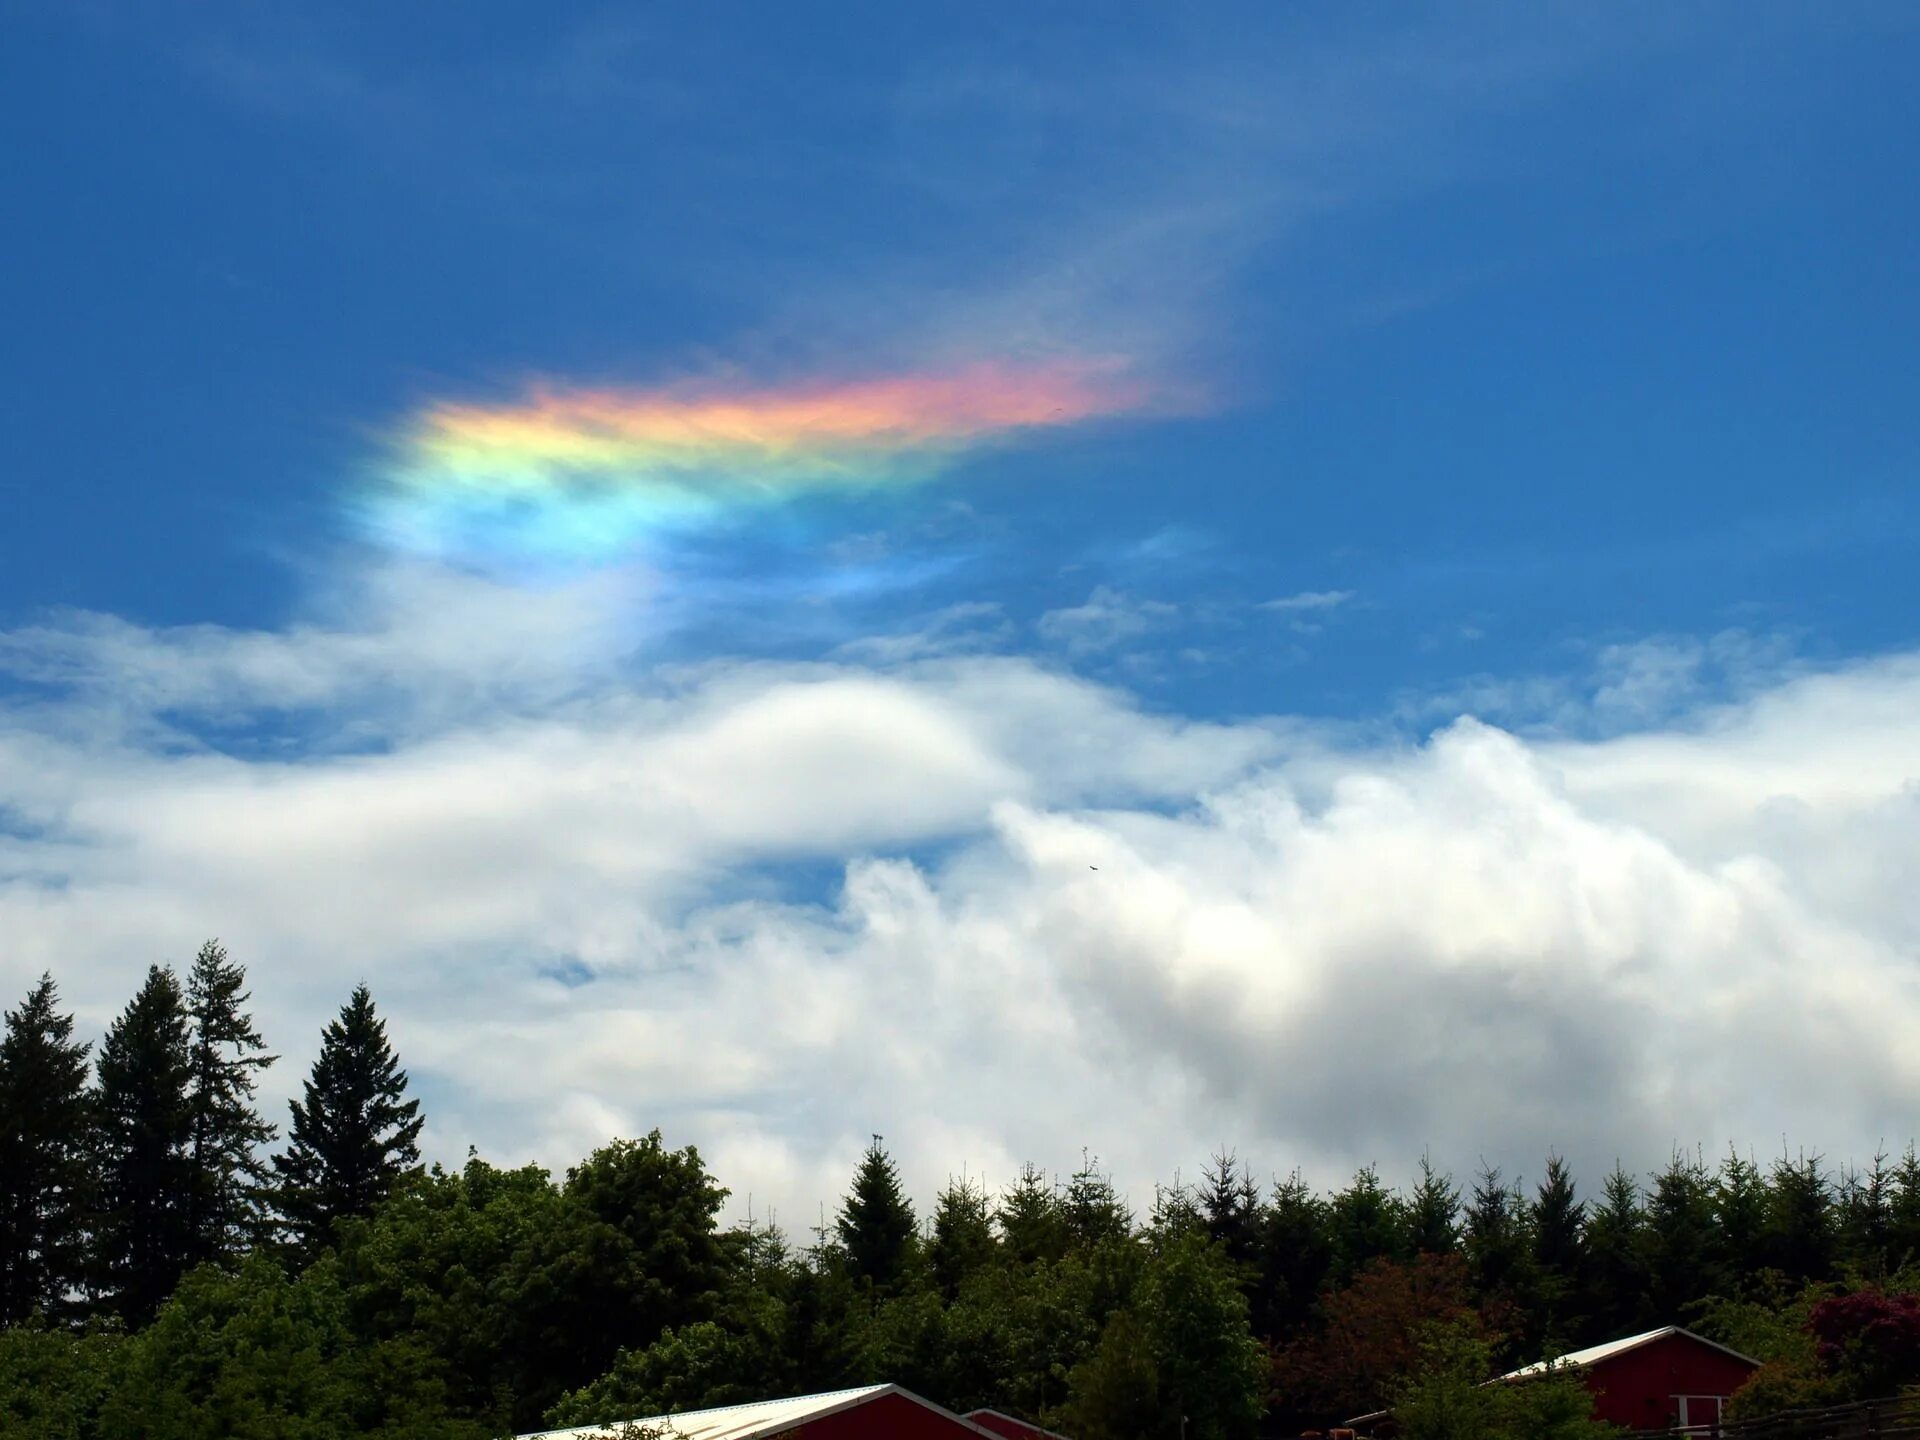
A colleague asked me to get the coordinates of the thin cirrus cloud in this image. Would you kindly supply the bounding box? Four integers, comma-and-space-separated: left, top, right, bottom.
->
354, 359, 1152, 572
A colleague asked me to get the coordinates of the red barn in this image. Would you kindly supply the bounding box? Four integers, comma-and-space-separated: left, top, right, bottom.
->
1493, 1325, 1761, 1432
521, 1384, 1008, 1440
965, 1409, 1074, 1440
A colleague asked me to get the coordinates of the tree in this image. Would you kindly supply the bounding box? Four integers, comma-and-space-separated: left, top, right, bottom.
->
272, 984, 424, 1260
93, 964, 195, 1324
183, 940, 276, 1266
1463, 1164, 1530, 1335
1391, 1319, 1611, 1440
1198, 1150, 1262, 1272
1064, 1154, 1133, 1256
929, 1176, 997, 1299
1272, 1251, 1478, 1424
0, 974, 95, 1323
1581, 1163, 1648, 1342
1714, 1148, 1768, 1292
1837, 1150, 1897, 1280
1765, 1151, 1835, 1284
836, 1135, 916, 1291
997, 1164, 1069, 1266
1530, 1155, 1586, 1342
1255, 1170, 1331, 1345
1327, 1165, 1406, 1288
1643, 1150, 1718, 1322
1407, 1154, 1461, 1258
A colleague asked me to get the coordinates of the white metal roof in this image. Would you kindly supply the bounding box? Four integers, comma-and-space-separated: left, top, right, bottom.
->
519, 1383, 998, 1440
1496, 1325, 1759, 1382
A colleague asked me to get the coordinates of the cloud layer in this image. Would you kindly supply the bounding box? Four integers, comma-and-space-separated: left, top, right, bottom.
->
3, 579, 1917, 1223
359, 361, 1149, 570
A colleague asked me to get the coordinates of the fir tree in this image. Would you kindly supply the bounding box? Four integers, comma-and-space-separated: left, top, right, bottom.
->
0, 974, 95, 1322
1255, 1170, 1331, 1343
1764, 1149, 1835, 1284
1643, 1150, 1717, 1320
1891, 1145, 1920, 1273
272, 983, 423, 1260
1327, 1164, 1406, 1287
996, 1162, 1069, 1265
927, 1175, 995, 1298
1836, 1148, 1895, 1279
184, 940, 276, 1265
1064, 1152, 1133, 1254
1713, 1148, 1767, 1291
1531, 1154, 1586, 1282
1407, 1153, 1461, 1257
834, 1134, 915, 1289
1198, 1149, 1262, 1271
93, 964, 196, 1324
1582, 1162, 1650, 1342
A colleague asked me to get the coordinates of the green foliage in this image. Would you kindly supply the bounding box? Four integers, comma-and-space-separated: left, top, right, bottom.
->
836, 1136, 916, 1291
1407, 1155, 1461, 1259
1327, 1165, 1407, 1289
96, 1253, 488, 1440
0, 1321, 129, 1440
183, 941, 276, 1267
93, 964, 196, 1324
996, 1164, 1069, 1265
928, 1177, 997, 1299
1390, 1320, 1612, 1440
0, 975, 94, 1324
272, 984, 424, 1263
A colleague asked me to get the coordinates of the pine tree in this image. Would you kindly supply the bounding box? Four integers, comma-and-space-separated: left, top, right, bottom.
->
184, 940, 276, 1266
1064, 1152, 1133, 1254
1198, 1149, 1262, 1271
1530, 1154, 1587, 1346
1582, 1162, 1649, 1342
1713, 1147, 1767, 1291
1255, 1170, 1331, 1343
1836, 1148, 1895, 1280
834, 1134, 915, 1290
1327, 1165, 1406, 1287
0, 974, 95, 1322
93, 964, 196, 1323
1764, 1150, 1835, 1284
996, 1162, 1069, 1265
1407, 1153, 1461, 1257
1891, 1145, 1920, 1274
928, 1175, 996, 1298
1643, 1150, 1717, 1320
272, 983, 423, 1260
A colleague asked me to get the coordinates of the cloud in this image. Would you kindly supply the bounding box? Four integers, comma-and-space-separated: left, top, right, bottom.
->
1260, 589, 1354, 613
357, 362, 1152, 572
3, 582, 1919, 1223
1036, 587, 1180, 657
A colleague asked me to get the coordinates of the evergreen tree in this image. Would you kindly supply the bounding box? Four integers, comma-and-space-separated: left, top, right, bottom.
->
1836, 1149, 1895, 1279
1327, 1165, 1406, 1288
1255, 1171, 1331, 1343
1463, 1163, 1529, 1303
928, 1176, 996, 1299
1531, 1155, 1586, 1284
1582, 1162, 1649, 1342
1406, 1154, 1461, 1257
996, 1163, 1069, 1266
1527, 1154, 1586, 1349
1643, 1150, 1717, 1320
93, 964, 196, 1324
1891, 1146, 1920, 1274
1063, 1153, 1133, 1255
183, 940, 276, 1266
1764, 1150, 1835, 1284
1198, 1150, 1262, 1273
0, 974, 95, 1322
836, 1135, 915, 1290
272, 984, 423, 1260
1713, 1148, 1768, 1292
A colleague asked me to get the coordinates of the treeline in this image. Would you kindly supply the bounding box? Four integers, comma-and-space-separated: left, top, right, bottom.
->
2, 956, 1919, 1439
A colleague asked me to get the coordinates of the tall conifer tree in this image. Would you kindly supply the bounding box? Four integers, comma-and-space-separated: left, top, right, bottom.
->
835, 1134, 915, 1289
184, 940, 276, 1265
0, 974, 95, 1322
272, 983, 423, 1259
93, 964, 195, 1323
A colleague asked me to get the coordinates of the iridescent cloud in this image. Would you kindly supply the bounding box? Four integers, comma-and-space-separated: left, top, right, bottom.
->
359, 360, 1149, 565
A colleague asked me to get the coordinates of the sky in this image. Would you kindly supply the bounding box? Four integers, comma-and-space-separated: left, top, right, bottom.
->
3, 1, 1920, 1225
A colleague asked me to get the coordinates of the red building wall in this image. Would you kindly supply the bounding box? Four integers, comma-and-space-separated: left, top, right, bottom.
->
1583, 1332, 1759, 1431
966, 1411, 1067, 1440
789, 1392, 993, 1440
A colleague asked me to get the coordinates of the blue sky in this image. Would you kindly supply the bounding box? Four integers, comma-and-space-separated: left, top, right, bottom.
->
4, 2, 1920, 1211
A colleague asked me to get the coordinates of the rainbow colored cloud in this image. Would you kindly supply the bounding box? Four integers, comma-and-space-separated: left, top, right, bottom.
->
360, 360, 1148, 565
